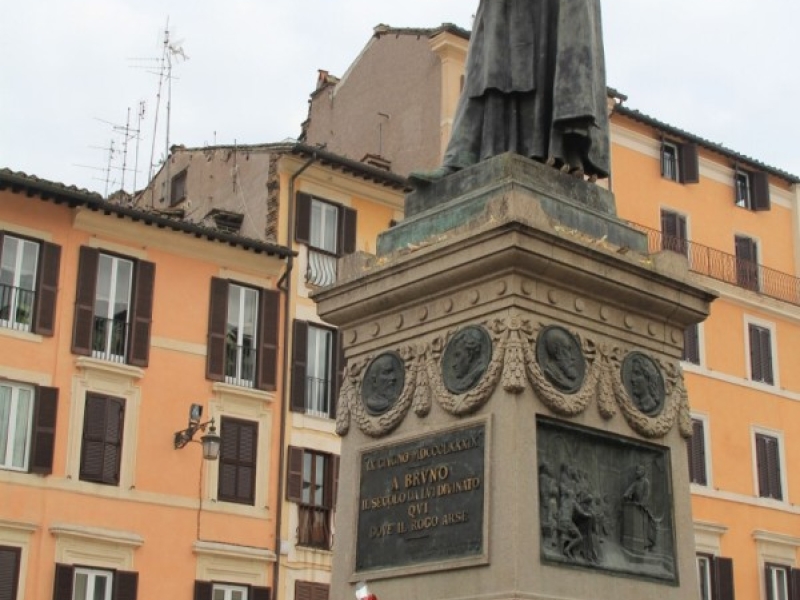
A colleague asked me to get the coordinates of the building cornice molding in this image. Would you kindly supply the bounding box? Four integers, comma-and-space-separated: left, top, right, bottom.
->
50, 523, 144, 547
193, 540, 277, 563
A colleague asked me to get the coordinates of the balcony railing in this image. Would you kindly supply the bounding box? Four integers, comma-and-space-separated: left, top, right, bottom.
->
632, 223, 800, 306
297, 505, 332, 550
92, 317, 129, 363
225, 343, 256, 388
306, 248, 338, 287
0, 284, 34, 332
305, 376, 332, 418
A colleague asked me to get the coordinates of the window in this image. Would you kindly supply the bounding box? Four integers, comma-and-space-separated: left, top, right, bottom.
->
660, 140, 699, 184
52, 564, 138, 600
682, 324, 700, 365
193, 581, 270, 600
72, 247, 155, 367
79, 394, 125, 486
294, 193, 357, 287
755, 432, 783, 500
765, 563, 800, 600
660, 210, 688, 256
696, 554, 736, 600
0, 546, 20, 600
687, 418, 708, 486
735, 235, 759, 292
290, 321, 342, 419
735, 168, 770, 211
294, 581, 329, 600
0, 381, 57, 474
748, 323, 774, 385
218, 417, 258, 505
287, 447, 339, 550
0, 233, 60, 335
169, 168, 188, 206
206, 279, 279, 390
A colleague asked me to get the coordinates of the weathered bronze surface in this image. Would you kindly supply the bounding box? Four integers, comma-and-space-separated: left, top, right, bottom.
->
621, 352, 666, 416
361, 352, 405, 415
537, 418, 677, 583
356, 423, 486, 572
441, 326, 493, 394
536, 325, 586, 394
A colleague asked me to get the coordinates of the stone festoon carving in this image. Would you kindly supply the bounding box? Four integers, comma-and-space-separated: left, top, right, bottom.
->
535, 325, 586, 394
336, 318, 692, 442
621, 352, 666, 417
537, 419, 676, 583
410, 0, 610, 185
442, 326, 493, 394
362, 353, 406, 415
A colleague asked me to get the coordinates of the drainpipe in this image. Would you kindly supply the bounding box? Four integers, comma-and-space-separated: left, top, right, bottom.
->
273, 150, 318, 600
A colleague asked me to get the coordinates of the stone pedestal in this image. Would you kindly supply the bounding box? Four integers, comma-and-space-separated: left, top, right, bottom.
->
314, 154, 714, 600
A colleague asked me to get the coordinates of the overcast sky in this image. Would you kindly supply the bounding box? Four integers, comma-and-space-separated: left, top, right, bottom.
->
2, 0, 798, 196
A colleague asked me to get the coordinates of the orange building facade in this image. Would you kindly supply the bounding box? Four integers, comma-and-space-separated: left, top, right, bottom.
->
0, 170, 292, 600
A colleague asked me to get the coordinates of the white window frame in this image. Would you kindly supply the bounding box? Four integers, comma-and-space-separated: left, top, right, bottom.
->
0, 235, 39, 332
0, 381, 34, 472
226, 283, 259, 388
93, 254, 134, 363
306, 325, 333, 417
744, 315, 779, 388
661, 142, 680, 182
750, 426, 788, 504
766, 564, 790, 600
735, 171, 752, 208
213, 583, 249, 600
696, 554, 713, 600
73, 567, 113, 600
689, 412, 713, 488
309, 199, 339, 254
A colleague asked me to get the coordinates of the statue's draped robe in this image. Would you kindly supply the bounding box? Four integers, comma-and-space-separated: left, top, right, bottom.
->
443, 0, 610, 177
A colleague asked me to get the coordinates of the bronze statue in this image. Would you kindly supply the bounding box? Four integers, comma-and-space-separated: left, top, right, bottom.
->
411, 0, 610, 185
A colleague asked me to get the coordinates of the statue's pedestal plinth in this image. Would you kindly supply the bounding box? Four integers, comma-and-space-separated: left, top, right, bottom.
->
314, 154, 714, 600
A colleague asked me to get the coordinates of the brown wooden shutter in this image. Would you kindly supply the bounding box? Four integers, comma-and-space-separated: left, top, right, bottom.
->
339, 206, 357, 255
714, 557, 735, 600
80, 394, 124, 485
312, 583, 330, 600
688, 418, 707, 485
331, 454, 340, 509
206, 278, 229, 382
193, 581, 213, 600
290, 321, 309, 412
295, 581, 313, 600
128, 260, 155, 367
680, 143, 700, 184
113, 570, 138, 600
251, 586, 271, 600
683, 324, 700, 364
256, 289, 280, 391
287, 446, 304, 502
752, 171, 771, 211
295, 193, 312, 244
749, 324, 764, 383
790, 568, 800, 600
765, 436, 782, 500
72, 246, 99, 356
660, 211, 687, 255
33, 241, 61, 336
329, 331, 344, 420
218, 417, 257, 505
30, 386, 58, 475
0, 546, 20, 600
52, 564, 74, 600
755, 433, 770, 498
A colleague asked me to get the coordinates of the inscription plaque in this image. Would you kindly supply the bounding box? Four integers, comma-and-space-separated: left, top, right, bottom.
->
356, 423, 486, 572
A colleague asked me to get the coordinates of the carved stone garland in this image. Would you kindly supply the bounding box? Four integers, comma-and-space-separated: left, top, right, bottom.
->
335, 316, 692, 440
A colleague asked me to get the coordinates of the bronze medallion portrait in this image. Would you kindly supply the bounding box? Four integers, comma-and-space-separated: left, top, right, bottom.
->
621, 352, 666, 416
361, 352, 405, 415
442, 326, 492, 394
535, 326, 586, 394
